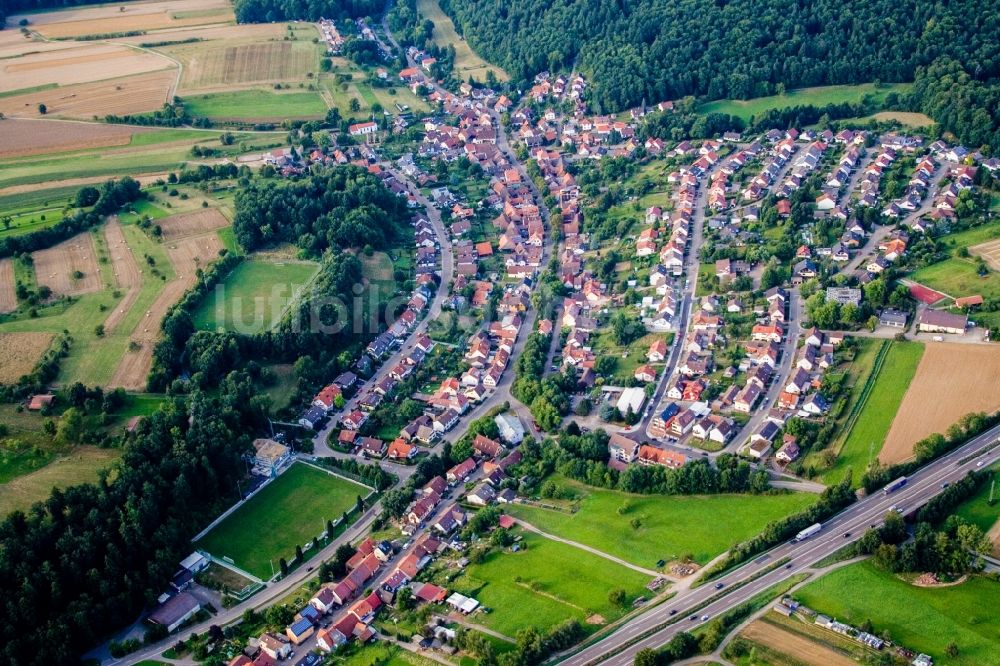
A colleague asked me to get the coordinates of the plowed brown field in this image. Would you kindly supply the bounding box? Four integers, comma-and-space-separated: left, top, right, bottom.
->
880, 344, 1000, 464
33, 232, 103, 296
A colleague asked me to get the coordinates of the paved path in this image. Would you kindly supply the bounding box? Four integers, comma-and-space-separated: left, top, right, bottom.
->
515, 517, 662, 577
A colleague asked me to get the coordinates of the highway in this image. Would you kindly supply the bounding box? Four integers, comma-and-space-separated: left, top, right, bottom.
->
561, 422, 1000, 665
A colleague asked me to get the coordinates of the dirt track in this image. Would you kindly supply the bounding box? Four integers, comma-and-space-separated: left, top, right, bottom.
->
881, 344, 1000, 464
108, 232, 223, 390
0, 259, 16, 313
741, 620, 856, 666
33, 232, 103, 296
101, 219, 142, 334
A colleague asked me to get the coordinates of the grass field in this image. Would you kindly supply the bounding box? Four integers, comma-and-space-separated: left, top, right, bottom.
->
190, 259, 319, 333
506, 476, 816, 567
437, 528, 651, 637
911, 258, 1000, 301
818, 341, 923, 485
795, 561, 1000, 665
416, 0, 508, 83
697, 83, 912, 122
953, 465, 1000, 533
183, 89, 328, 120
0, 128, 279, 190
329, 643, 438, 666
0, 445, 122, 517
195, 462, 370, 579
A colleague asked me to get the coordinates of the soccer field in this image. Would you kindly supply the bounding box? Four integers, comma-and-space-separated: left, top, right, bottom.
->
195, 462, 371, 579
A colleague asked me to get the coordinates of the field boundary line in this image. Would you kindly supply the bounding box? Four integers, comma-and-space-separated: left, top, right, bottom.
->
190, 473, 277, 542
300, 458, 377, 493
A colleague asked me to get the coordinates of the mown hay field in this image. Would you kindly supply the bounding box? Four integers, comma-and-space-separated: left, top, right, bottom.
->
33, 232, 104, 297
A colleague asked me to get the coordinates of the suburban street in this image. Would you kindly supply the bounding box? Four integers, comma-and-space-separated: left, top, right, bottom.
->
561, 422, 1000, 665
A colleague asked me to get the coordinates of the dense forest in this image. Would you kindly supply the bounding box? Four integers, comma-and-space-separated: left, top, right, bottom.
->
439, 0, 1000, 149
232, 0, 383, 23
232, 166, 410, 255
0, 375, 268, 665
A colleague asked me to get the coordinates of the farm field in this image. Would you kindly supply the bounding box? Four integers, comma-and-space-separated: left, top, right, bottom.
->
0, 70, 175, 120
0, 445, 122, 517
194, 462, 371, 579
0, 332, 53, 383
697, 83, 912, 121
416, 0, 509, 83
818, 341, 923, 484
158, 24, 319, 92
437, 528, 651, 637
182, 89, 328, 121
9, 0, 234, 39
190, 259, 318, 333
973, 238, 1000, 271
795, 561, 1000, 666
156, 208, 230, 241
0, 260, 16, 313
108, 230, 224, 390
0, 128, 279, 190
0, 42, 173, 93
330, 643, 438, 666
870, 111, 935, 127
33, 232, 104, 297
881, 345, 1000, 464
0, 119, 146, 159
736, 618, 856, 666
505, 475, 816, 567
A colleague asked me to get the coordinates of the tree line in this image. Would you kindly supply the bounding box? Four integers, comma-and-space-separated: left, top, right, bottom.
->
0, 372, 268, 664
0, 177, 142, 258
233, 0, 383, 23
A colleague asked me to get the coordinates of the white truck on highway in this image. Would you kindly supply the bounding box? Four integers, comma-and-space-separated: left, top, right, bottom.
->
793, 522, 822, 542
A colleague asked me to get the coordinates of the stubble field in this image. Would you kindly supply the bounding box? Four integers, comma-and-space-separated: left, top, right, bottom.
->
0, 70, 175, 119
1, 42, 173, 93
971, 238, 1000, 272
880, 344, 1000, 464
0, 259, 16, 313
0, 119, 145, 159
738, 619, 856, 666
163, 36, 318, 91
156, 209, 230, 241
0, 332, 54, 384
33, 232, 104, 296
9, 0, 234, 39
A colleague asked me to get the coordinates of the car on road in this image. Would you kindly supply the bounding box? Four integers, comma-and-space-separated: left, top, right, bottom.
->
714, 582, 724, 589
689, 615, 697, 621
669, 609, 677, 616
843, 531, 851, 538
785, 563, 793, 569
977, 460, 985, 467
701, 615, 710, 621
942, 482, 950, 488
